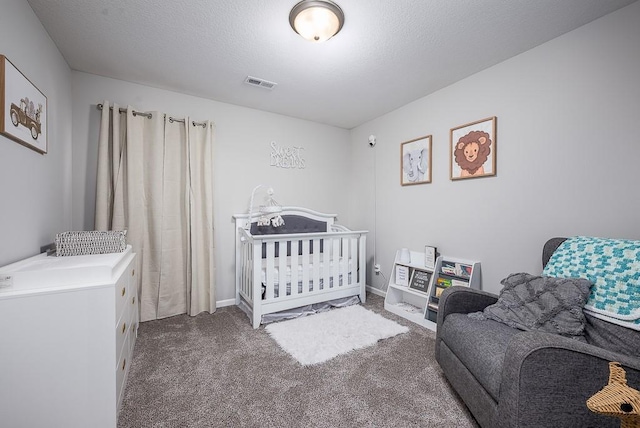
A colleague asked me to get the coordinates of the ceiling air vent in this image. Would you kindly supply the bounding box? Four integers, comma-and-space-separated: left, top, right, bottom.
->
244, 76, 277, 90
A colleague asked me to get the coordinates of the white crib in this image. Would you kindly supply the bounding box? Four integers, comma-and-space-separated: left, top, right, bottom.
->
233, 207, 367, 328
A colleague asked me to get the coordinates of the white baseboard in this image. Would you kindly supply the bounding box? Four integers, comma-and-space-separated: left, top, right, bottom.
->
216, 298, 236, 308
366, 285, 386, 298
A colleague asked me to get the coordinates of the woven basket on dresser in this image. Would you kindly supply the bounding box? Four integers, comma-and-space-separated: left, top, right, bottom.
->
55, 230, 127, 257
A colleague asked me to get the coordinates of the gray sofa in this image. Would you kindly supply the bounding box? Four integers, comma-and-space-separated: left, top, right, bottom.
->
435, 238, 640, 428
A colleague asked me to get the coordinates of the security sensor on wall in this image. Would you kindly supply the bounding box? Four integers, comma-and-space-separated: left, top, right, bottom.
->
368, 133, 381, 285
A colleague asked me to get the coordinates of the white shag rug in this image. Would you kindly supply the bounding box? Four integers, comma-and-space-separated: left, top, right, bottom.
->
265, 305, 409, 366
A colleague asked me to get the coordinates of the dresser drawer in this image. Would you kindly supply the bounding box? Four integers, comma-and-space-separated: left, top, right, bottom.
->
129, 292, 139, 353
115, 336, 130, 406
129, 272, 138, 327
128, 318, 138, 356
116, 262, 136, 320
115, 311, 129, 367
114, 272, 128, 322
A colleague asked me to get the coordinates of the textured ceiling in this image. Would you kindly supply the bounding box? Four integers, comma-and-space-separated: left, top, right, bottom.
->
27, 0, 637, 129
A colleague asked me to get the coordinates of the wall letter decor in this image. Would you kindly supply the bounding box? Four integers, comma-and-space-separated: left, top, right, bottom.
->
270, 141, 305, 169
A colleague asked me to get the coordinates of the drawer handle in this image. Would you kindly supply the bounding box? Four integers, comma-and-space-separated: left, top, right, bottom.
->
122, 323, 127, 334
131, 269, 135, 277
121, 287, 126, 297
122, 359, 126, 371
132, 296, 136, 305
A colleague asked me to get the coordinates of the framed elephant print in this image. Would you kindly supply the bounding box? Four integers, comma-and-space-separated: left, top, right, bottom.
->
450, 116, 496, 180
401, 135, 432, 186
0, 55, 48, 154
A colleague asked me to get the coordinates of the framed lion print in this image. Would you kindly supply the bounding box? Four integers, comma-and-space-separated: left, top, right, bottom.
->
450, 117, 496, 180
0, 55, 48, 154
401, 135, 432, 186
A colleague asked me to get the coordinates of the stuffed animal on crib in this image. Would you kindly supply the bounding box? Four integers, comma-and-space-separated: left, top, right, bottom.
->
587, 362, 640, 428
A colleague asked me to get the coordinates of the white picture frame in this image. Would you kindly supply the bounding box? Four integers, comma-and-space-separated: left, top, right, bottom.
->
401, 135, 432, 186
395, 265, 410, 287
424, 245, 436, 270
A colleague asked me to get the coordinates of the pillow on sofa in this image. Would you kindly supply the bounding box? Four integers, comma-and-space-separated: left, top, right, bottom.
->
471, 272, 592, 339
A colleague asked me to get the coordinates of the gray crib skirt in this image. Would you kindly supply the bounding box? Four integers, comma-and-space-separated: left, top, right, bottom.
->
238, 295, 361, 325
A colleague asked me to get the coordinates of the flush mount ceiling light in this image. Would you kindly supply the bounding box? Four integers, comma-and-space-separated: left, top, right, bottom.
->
289, 0, 344, 42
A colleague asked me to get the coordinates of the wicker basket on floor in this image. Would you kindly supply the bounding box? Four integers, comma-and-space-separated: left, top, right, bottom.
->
587, 362, 640, 428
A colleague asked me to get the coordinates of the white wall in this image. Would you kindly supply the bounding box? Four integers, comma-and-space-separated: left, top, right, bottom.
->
71, 72, 351, 302
0, 0, 72, 266
352, 1, 640, 294
6, 0, 637, 303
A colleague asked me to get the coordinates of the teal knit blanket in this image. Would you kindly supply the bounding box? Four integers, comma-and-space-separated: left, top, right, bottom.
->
542, 236, 640, 330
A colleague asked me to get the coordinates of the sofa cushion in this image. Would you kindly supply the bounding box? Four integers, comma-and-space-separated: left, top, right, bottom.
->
440, 313, 520, 401
584, 313, 640, 357
479, 273, 592, 339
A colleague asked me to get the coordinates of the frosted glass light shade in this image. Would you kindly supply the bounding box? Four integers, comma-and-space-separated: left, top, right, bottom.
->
290, 0, 344, 42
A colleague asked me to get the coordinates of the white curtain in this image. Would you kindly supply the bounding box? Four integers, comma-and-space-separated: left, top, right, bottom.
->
95, 101, 215, 321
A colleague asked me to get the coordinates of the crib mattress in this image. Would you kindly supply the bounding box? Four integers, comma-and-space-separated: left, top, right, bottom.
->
260, 258, 353, 286
260, 258, 353, 298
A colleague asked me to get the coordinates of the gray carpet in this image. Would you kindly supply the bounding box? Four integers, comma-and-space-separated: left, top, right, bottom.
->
118, 293, 479, 427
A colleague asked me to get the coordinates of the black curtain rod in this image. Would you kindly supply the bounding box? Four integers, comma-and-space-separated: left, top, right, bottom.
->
97, 103, 208, 128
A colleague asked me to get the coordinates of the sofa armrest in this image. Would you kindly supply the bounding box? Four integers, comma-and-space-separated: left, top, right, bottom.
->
436, 286, 498, 328
497, 331, 640, 428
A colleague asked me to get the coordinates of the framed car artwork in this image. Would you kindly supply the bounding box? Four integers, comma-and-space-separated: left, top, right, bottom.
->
0, 55, 48, 154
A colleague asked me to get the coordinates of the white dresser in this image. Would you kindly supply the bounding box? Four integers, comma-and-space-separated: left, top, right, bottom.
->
0, 246, 138, 428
